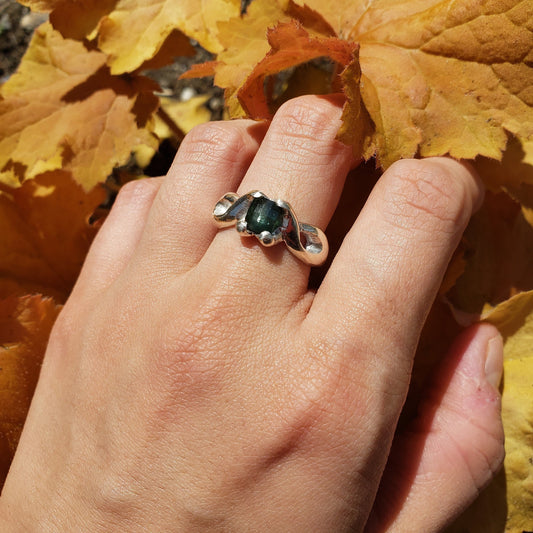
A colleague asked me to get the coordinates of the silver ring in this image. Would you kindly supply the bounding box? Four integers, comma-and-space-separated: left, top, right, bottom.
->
213, 191, 328, 266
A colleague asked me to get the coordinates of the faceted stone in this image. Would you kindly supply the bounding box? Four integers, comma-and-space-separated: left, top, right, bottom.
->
245, 196, 285, 235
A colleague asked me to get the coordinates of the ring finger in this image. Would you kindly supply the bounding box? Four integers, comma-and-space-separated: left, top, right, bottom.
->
202, 95, 354, 304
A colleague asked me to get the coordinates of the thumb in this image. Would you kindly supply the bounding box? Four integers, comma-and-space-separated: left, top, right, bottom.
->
366, 323, 505, 533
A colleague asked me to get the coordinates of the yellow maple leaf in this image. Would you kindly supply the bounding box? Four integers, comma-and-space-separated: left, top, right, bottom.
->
475, 136, 533, 196
95, 0, 241, 74
20, 0, 196, 65
349, 0, 533, 167
182, 0, 290, 117
0, 294, 61, 488
0, 22, 158, 191
289, 0, 369, 40
158, 95, 211, 136
0, 170, 105, 302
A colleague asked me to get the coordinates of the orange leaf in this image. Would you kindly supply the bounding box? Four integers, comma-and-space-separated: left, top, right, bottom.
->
237, 20, 358, 119
180, 61, 218, 80
0, 22, 158, 191
0, 171, 105, 302
185, 0, 341, 117
0, 294, 61, 487
197, 0, 290, 117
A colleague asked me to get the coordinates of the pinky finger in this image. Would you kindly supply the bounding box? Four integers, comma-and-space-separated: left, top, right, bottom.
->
365, 323, 505, 533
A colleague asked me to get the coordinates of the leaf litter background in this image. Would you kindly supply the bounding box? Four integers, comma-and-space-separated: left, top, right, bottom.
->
0, 0, 532, 530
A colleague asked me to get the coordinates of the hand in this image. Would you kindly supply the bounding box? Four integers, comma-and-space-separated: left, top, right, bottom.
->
0, 96, 504, 532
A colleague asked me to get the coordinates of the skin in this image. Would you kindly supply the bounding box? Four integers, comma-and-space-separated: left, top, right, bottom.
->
0, 95, 504, 531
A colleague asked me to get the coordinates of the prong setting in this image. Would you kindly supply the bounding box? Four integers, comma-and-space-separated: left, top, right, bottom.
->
236, 220, 248, 233
212, 190, 328, 266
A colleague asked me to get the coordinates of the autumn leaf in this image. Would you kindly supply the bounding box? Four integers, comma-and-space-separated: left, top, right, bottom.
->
158, 95, 211, 135
289, 0, 368, 40
182, 0, 352, 117
447, 191, 533, 314
237, 20, 357, 119
19, 0, 118, 40
20, 0, 197, 65
135, 95, 211, 168
95, 0, 241, 74
0, 22, 158, 191
181, 0, 289, 117
350, 0, 533, 167
191, 0, 532, 169
135, 29, 196, 71
0, 170, 105, 302
474, 135, 533, 225
0, 295, 61, 487
294, 0, 533, 167
481, 291, 533, 533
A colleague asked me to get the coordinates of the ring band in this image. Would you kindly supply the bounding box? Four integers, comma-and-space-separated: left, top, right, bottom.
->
213, 191, 328, 266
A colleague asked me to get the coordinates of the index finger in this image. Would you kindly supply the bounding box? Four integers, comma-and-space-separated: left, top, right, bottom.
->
306, 158, 483, 387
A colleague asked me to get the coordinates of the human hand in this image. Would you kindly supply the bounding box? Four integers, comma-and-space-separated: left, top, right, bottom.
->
0, 96, 504, 531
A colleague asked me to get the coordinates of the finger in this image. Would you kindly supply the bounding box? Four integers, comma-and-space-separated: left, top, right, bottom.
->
72, 177, 163, 297
134, 120, 267, 274
365, 323, 504, 532
308, 158, 484, 384
203, 95, 354, 301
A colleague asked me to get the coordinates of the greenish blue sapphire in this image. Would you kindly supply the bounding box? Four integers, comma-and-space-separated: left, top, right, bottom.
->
245, 196, 285, 235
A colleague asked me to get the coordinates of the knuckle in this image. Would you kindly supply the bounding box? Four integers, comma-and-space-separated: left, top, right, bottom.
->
272, 96, 341, 146
384, 158, 471, 235
47, 306, 78, 354
298, 320, 410, 416
113, 178, 160, 210
291, 332, 364, 418
179, 121, 250, 168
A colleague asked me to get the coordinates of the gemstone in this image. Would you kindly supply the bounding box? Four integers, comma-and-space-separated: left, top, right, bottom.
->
245, 196, 285, 235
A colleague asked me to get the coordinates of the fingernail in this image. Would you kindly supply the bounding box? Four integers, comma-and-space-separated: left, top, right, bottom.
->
484, 334, 503, 390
